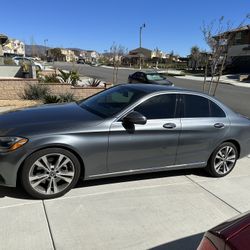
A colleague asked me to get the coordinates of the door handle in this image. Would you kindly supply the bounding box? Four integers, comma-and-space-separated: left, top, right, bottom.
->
214, 123, 225, 129
163, 123, 176, 129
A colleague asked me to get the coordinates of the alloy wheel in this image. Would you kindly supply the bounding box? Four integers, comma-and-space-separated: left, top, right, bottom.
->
28, 153, 75, 195
214, 146, 236, 175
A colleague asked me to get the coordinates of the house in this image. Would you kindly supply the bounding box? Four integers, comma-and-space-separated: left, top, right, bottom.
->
3, 38, 25, 57
85, 50, 99, 63
123, 47, 152, 66
60, 49, 77, 62
214, 25, 250, 73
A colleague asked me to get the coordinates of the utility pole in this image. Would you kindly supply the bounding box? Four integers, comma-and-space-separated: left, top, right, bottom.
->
139, 23, 146, 69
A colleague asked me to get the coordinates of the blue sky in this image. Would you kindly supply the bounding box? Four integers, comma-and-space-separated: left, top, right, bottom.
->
1, 0, 249, 56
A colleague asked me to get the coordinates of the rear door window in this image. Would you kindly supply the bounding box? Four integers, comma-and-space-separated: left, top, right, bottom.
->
182, 94, 225, 118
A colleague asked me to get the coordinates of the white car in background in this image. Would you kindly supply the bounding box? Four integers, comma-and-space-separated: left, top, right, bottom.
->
12, 56, 45, 70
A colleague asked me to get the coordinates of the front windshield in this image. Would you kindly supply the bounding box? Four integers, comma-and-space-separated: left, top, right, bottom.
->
79, 85, 147, 118
146, 73, 165, 81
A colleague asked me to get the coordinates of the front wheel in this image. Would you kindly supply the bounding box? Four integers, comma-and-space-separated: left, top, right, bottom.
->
206, 142, 238, 177
21, 148, 81, 199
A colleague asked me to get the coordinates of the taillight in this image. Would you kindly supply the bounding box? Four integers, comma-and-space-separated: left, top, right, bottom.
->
197, 237, 217, 250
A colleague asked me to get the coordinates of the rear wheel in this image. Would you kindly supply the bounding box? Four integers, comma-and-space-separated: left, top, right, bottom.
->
21, 148, 81, 199
206, 142, 238, 177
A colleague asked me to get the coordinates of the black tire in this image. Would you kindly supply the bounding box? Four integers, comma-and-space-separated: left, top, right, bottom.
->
206, 142, 238, 177
21, 148, 81, 199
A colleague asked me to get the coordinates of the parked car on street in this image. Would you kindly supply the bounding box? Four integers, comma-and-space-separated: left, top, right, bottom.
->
198, 212, 250, 250
77, 58, 85, 64
0, 84, 250, 199
12, 56, 45, 70
128, 71, 173, 85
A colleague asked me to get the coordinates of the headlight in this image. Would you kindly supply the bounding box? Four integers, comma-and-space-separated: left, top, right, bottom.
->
0, 137, 28, 152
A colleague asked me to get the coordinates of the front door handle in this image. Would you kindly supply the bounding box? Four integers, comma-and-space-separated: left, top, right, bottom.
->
163, 123, 176, 129
214, 123, 225, 129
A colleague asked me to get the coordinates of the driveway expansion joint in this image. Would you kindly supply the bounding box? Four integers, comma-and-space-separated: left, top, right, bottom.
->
185, 175, 241, 214
42, 200, 56, 250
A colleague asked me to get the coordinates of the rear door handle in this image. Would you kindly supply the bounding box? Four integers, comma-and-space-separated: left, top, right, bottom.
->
163, 123, 176, 129
214, 123, 225, 129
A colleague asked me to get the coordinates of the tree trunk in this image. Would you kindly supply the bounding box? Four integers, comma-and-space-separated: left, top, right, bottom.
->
115, 64, 119, 84
212, 55, 227, 96
203, 57, 208, 92
112, 64, 115, 84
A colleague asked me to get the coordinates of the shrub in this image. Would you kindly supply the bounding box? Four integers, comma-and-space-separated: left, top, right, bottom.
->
4, 58, 16, 66
57, 69, 80, 86
70, 70, 80, 86
22, 84, 50, 100
88, 78, 102, 87
43, 93, 75, 104
58, 93, 75, 102
43, 94, 61, 104
44, 74, 61, 83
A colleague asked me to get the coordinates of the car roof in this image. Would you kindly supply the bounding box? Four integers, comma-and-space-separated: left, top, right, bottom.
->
119, 83, 235, 115
134, 70, 160, 74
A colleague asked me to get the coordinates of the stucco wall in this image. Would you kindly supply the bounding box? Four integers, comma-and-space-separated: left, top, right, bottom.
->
0, 79, 112, 100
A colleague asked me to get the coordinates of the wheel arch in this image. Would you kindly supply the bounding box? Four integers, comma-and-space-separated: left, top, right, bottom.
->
222, 139, 241, 158
16, 145, 85, 186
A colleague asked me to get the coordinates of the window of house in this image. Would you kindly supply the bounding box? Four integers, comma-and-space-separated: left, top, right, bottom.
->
134, 94, 177, 119
235, 32, 242, 40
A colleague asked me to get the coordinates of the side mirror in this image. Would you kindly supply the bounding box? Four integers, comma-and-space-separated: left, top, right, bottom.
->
123, 111, 147, 125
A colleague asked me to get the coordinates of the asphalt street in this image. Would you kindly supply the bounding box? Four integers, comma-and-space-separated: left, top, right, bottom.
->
53, 62, 250, 117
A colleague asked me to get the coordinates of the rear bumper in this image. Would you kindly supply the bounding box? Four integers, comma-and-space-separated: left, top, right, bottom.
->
240, 138, 250, 159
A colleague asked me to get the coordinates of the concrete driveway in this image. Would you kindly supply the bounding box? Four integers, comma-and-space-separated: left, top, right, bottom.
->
0, 157, 250, 250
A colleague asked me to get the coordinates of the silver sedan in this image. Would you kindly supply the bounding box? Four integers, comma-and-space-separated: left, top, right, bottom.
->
0, 84, 250, 199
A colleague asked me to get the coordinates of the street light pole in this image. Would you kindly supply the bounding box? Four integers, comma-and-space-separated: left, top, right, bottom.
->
139, 23, 145, 48
139, 23, 146, 69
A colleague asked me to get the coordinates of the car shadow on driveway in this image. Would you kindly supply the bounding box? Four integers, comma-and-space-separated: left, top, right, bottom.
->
149, 232, 204, 250
77, 168, 210, 188
0, 185, 32, 200
0, 168, 211, 200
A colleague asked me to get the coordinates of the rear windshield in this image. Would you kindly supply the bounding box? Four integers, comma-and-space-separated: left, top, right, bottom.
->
146, 73, 165, 81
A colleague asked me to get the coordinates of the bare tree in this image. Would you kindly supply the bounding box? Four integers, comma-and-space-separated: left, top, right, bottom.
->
201, 15, 249, 96
110, 43, 127, 84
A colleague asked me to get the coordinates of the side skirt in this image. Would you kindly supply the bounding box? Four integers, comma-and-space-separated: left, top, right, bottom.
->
86, 162, 207, 180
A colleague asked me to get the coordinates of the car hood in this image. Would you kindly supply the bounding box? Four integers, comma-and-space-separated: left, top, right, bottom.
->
0, 102, 103, 136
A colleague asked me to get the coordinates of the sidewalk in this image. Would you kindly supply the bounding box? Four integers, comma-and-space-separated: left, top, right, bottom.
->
175, 74, 250, 88
0, 157, 250, 249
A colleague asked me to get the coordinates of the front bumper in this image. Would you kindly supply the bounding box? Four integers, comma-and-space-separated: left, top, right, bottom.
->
0, 147, 28, 187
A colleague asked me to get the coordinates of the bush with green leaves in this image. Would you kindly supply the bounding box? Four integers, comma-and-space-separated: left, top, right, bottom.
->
57, 69, 80, 86
88, 78, 102, 87
4, 58, 16, 66
43, 73, 61, 83
43, 94, 61, 104
58, 93, 75, 102
43, 93, 75, 104
22, 84, 50, 100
